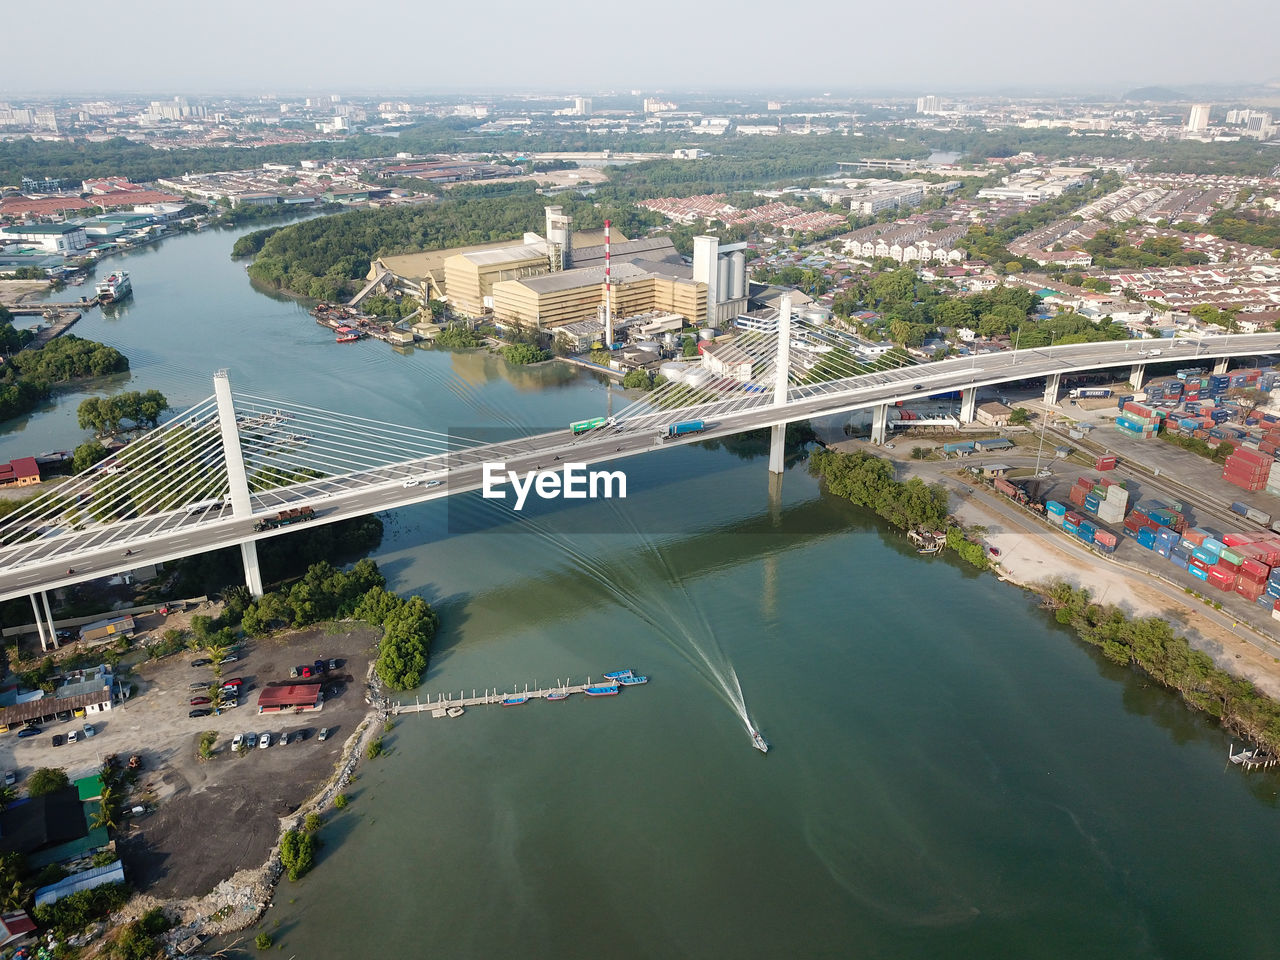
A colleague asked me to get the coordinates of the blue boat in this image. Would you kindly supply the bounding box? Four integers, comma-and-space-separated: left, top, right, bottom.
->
546, 690, 570, 700
584, 685, 619, 697
616, 675, 648, 685
502, 696, 528, 706
602, 669, 633, 680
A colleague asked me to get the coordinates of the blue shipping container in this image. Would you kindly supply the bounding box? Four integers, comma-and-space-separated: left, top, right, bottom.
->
1046, 501, 1066, 515
1190, 566, 1210, 581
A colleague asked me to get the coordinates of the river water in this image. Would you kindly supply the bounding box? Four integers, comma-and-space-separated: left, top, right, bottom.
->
8, 228, 1280, 958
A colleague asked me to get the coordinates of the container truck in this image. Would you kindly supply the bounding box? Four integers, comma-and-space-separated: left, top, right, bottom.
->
1070, 388, 1113, 399
663, 420, 706, 439
253, 506, 316, 532
569, 417, 607, 435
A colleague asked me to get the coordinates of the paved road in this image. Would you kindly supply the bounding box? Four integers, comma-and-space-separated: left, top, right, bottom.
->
3, 333, 1279, 601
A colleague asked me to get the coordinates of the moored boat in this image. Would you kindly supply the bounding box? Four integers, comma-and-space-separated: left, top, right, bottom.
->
545, 690, 570, 700
616, 674, 648, 685
583, 684, 619, 696
95, 270, 132, 303
501, 696, 528, 706
335, 326, 362, 343
602, 669, 633, 680
445, 705, 464, 718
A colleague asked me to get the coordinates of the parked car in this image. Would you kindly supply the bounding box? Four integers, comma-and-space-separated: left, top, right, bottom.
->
314, 659, 325, 675
51, 734, 65, 746
299, 666, 313, 679
190, 681, 211, 691
67, 730, 78, 744
2, 771, 15, 787
190, 697, 211, 706
55, 710, 72, 723
245, 733, 258, 749
289, 666, 299, 679
279, 732, 291, 746
219, 653, 239, 664
221, 678, 243, 689
82, 723, 95, 738
231, 733, 244, 751
219, 698, 238, 710
17, 727, 41, 739
189, 709, 212, 718
191, 658, 213, 667
258, 732, 271, 749
317, 727, 331, 742
56, 629, 75, 642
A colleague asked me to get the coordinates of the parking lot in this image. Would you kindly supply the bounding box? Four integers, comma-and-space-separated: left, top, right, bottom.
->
1, 622, 380, 899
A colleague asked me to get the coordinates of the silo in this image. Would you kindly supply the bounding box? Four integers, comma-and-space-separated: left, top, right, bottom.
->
730, 251, 746, 299
659, 362, 688, 383
698, 327, 716, 341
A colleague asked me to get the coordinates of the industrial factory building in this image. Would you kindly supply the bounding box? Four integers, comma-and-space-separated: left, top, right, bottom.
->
369, 206, 748, 336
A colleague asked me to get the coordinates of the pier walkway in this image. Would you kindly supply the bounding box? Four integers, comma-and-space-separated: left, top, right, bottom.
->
395, 677, 640, 718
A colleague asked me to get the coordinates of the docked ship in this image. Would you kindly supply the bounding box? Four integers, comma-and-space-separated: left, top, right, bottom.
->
335, 327, 362, 343
95, 270, 132, 303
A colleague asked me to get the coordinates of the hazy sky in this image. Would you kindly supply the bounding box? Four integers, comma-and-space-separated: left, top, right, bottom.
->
5, 0, 1278, 97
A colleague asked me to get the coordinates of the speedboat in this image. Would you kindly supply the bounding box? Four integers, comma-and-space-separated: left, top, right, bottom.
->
751, 730, 769, 754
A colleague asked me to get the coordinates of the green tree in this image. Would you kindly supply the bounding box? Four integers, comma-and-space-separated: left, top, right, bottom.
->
681, 338, 700, 358
27, 767, 69, 797
1009, 407, 1031, 425
500, 342, 550, 365
280, 829, 319, 881
72, 440, 110, 473
622, 369, 653, 390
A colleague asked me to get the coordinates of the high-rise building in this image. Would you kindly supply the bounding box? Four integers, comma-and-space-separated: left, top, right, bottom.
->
573, 96, 592, 116
1186, 104, 1211, 132
916, 95, 941, 115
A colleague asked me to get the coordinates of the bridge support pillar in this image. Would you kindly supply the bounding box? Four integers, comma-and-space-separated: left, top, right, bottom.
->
241, 541, 265, 598
1042, 373, 1061, 407
871, 404, 889, 445
959, 388, 977, 424
1128, 364, 1146, 391
40, 591, 57, 650
29, 594, 50, 653
1213, 357, 1229, 375
768, 424, 786, 475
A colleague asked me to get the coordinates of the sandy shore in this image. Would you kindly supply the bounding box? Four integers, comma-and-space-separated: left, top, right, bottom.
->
945, 477, 1280, 699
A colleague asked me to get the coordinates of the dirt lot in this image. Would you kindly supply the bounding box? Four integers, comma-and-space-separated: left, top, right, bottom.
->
78, 622, 379, 899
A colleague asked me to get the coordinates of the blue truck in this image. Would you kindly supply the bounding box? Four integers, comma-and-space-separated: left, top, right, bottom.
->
664, 420, 706, 439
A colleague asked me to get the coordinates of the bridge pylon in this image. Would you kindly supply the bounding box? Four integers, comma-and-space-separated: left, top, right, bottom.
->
214, 371, 264, 597
768, 296, 792, 475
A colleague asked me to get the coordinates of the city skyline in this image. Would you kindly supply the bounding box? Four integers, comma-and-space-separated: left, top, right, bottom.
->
2, 0, 1278, 96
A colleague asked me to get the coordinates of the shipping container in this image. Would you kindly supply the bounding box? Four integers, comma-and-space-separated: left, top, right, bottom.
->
1190, 565, 1210, 581
1094, 456, 1117, 471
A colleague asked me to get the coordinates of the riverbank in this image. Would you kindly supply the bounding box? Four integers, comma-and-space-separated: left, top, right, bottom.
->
108, 635, 391, 952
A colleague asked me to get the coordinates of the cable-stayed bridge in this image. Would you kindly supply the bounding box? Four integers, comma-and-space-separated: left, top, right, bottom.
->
3, 299, 1278, 643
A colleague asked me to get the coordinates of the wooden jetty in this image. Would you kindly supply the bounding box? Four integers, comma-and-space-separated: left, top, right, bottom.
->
396, 677, 639, 719
1229, 743, 1278, 771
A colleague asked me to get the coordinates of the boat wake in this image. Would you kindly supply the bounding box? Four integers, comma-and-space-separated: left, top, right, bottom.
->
478, 496, 764, 748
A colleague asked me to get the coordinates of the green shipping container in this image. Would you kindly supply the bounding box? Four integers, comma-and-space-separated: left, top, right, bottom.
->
1220, 548, 1245, 566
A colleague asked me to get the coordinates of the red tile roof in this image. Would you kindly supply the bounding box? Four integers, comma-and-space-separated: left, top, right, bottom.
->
0, 196, 93, 216
91, 190, 184, 208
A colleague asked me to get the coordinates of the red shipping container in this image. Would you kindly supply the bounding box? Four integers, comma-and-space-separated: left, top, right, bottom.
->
1223, 533, 1259, 547
1069, 487, 1087, 506
1216, 557, 1242, 574
1065, 511, 1085, 526
1095, 456, 1117, 471
1095, 531, 1119, 548
1235, 579, 1265, 601
1233, 563, 1264, 586
1183, 529, 1208, 546
1189, 557, 1210, 572
1231, 447, 1270, 467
